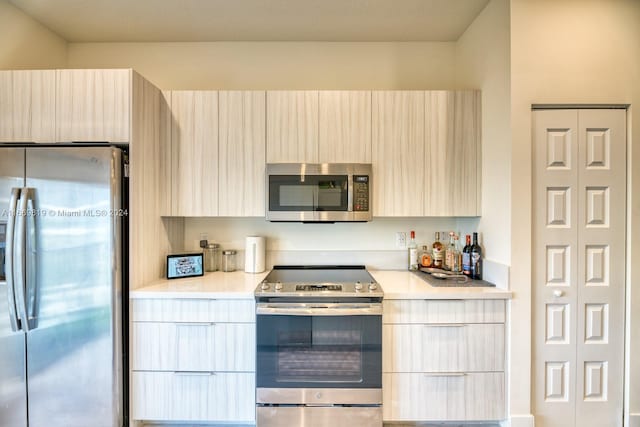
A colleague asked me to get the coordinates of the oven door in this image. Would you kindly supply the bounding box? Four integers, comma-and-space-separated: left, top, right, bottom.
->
256, 303, 382, 391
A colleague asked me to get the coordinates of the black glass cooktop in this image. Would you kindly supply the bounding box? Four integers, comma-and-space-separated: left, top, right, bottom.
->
265, 265, 374, 284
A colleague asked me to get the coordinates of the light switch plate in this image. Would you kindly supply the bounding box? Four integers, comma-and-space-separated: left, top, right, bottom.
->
395, 232, 407, 249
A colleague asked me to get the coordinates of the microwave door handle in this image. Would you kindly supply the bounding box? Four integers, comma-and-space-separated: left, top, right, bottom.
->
5, 188, 22, 332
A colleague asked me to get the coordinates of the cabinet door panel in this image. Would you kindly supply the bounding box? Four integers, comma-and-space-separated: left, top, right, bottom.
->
170, 91, 218, 216
372, 91, 424, 216
132, 322, 255, 372
0, 70, 56, 143
383, 299, 505, 324
132, 299, 255, 323
424, 90, 481, 216
266, 91, 318, 163
219, 91, 266, 216
319, 91, 371, 163
383, 323, 505, 373
55, 69, 130, 143
383, 372, 505, 421
132, 371, 255, 422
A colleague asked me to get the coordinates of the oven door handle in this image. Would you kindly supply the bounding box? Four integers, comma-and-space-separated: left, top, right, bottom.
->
256, 303, 382, 316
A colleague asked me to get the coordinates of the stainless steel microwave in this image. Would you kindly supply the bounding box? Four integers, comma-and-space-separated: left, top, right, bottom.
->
266, 163, 372, 222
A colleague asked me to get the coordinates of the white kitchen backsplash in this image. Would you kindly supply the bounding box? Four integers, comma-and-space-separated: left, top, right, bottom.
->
183, 217, 509, 287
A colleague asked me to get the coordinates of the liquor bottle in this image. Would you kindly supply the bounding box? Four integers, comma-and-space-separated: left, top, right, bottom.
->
471, 232, 482, 280
432, 232, 444, 268
408, 230, 418, 271
453, 234, 462, 273
462, 235, 472, 276
445, 232, 456, 271
420, 245, 432, 268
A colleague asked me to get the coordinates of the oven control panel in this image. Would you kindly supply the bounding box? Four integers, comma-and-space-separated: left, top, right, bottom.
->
353, 175, 369, 212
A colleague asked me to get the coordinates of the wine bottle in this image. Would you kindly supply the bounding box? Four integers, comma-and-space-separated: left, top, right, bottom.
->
432, 232, 444, 268
471, 232, 482, 280
408, 230, 418, 271
445, 232, 456, 271
462, 235, 472, 276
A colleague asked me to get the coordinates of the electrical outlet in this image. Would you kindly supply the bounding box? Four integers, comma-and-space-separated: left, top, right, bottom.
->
197, 233, 208, 250
395, 232, 407, 249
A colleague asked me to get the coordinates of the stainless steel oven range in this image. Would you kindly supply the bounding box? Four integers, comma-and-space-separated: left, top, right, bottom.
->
255, 265, 383, 427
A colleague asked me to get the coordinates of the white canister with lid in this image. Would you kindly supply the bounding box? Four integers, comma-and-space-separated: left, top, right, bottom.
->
244, 236, 266, 273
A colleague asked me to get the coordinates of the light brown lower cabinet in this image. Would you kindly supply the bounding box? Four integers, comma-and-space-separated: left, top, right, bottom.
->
132, 371, 254, 422
131, 298, 256, 424
383, 372, 505, 421
382, 299, 507, 423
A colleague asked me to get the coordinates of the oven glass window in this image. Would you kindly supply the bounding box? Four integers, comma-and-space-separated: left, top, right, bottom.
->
269, 175, 348, 212
277, 322, 362, 383
257, 314, 381, 388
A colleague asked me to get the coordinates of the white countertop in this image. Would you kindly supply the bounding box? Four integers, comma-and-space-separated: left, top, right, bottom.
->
370, 270, 512, 300
129, 271, 268, 299
130, 269, 511, 300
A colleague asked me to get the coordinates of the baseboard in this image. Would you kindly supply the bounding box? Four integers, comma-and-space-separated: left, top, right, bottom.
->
629, 413, 640, 427
505, 415, 535, 427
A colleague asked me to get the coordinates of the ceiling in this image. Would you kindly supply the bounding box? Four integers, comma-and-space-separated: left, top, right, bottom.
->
9, 0, 490, 43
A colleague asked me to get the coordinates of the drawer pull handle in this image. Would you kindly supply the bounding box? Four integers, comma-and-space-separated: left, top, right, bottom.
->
174, 371, 214, 376
424, 372, 466, 377
176, 322, 215, 326
427, 324, 466, 328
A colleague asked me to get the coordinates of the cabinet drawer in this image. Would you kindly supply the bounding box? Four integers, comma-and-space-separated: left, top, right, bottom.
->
133, 322, 255, 372
383, 372, 505, 422
132, 298, 255, 323
383, 323, 504, 373
383, 299, 505, 324
132, 371, 255, 422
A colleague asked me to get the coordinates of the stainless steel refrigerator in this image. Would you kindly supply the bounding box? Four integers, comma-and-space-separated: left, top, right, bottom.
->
0, 146, 127, 427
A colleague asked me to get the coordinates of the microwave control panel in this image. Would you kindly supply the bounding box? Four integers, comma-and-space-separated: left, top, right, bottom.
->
353, 175, 370, 212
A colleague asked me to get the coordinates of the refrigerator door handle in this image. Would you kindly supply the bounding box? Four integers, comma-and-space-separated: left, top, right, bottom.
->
5, 187, 22, 332
14, 187, 31, 332
24, 188, 38, 330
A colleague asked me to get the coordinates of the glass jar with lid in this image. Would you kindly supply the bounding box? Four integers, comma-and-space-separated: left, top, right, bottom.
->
204, 243, 220, 272
222, 250, 237, 272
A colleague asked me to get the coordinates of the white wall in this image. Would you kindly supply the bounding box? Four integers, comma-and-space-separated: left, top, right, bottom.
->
184, 217, 461, 253
0, 0, 67, 69
455, 0, 511, 266
67, 42, 456, 90
510, 0, 640, 424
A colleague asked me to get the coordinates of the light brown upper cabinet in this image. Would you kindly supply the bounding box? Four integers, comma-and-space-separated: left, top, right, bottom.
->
424, 91, 481, 216
318, 91, 372, 163
56, 69, 131, 143
372, 91, 425, 217
218, 91, 266, 217
169, 91, 219, 216
0, 70, 56, 143
266, 91, 319, 163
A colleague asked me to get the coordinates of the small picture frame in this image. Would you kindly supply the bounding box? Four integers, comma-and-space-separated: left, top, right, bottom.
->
166, 253, 204, 280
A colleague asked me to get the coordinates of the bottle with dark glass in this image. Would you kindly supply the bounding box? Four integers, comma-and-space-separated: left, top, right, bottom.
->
462, 235, 472, 276
471, 232, 482, 280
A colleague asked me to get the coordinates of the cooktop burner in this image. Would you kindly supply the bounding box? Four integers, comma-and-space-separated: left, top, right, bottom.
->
255, 265, 383, 298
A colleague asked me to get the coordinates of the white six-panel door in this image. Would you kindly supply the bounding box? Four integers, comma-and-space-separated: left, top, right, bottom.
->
533, 109, 626, 427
